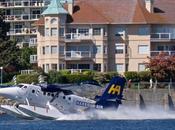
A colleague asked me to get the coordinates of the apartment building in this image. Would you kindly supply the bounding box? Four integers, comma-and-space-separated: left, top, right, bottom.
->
34, 0, 175, 73
0, 0, 50, 47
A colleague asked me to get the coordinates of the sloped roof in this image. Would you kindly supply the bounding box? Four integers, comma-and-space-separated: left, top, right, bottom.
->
42, 0, 68, 15
35, 0, 175, 26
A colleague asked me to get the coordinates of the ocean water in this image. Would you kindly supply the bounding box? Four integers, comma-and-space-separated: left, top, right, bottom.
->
0, 115, 175, 130
1, 106, 175, 130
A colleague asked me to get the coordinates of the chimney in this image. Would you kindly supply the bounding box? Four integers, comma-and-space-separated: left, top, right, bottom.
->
145, 0, 154, 13
68, 0, 74, 15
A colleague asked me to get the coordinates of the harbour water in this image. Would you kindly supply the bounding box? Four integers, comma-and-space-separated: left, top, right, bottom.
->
1, 114, 175, 130
1, 106, 175, 130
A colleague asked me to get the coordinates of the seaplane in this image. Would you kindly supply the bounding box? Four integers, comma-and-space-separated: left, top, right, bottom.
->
0, 83, 65, 119
18, 76, 126, 119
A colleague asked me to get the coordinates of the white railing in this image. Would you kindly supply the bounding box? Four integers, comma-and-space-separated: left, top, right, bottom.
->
150, 51, 175, 57
7, 28, 37, 35
30, 55, 37, 63
67, 69, 90, 73
4, 14, 41, 21
151, 33, 171, 40
65, 51, 92, 59
21, 70, 35, 75
65, 33, 92, 41
0, 1, 50, 8
29, 38, 37, 47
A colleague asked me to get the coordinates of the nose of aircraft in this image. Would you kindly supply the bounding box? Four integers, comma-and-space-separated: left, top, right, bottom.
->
0, 87, 20, 100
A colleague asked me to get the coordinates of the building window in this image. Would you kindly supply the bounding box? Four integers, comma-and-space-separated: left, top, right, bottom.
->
115, 44, 124, 54
138, 64, 146, 71
51, 64, 57, 71
42, 47, 45, 54
78, 64, 90, 69
97, 45, 102, 54
116, 64, 124, 72
59, 64, 65, 70
67, 28, 76, 33
51, 18, 57, 24
93, 28, 101, 35
59, 27, 64, 37
138, 27, 149, 35
51, 46, 57, 54
51, 28, 57, 36
93, 64, 101, 72
138, 45, 149, 54
45, 28, 49, 36
45, 46, 50, 54
115, 27, 125, 36
78, 28, 89, 35
103, 45, 107, 54
46, 64, 49, 73
59, 45, 65, 55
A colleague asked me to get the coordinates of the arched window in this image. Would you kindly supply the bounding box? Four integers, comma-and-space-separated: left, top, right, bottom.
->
51, 18, 57, 24
45, 18, 49, 24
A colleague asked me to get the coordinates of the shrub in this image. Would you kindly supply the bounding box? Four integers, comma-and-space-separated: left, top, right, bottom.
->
16, 74, 39, 84
47, 71, 67, 83
66, 74, 93, 83
3, 71, 19, 83
104, 72, 119, 82
138, 71, 151, 82
59, 70, 71, 75
124, 71, 140, 82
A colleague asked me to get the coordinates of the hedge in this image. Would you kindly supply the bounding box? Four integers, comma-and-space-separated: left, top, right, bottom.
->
16, 74, 39, 84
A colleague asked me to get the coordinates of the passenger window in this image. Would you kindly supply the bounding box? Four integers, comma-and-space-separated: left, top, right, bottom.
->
32, 90, 35, 93
51, 93, 54, 97
63, 96, 65, 99
43, 92, 46, 95
68, 97, 71, 100
47, 93, 50, 96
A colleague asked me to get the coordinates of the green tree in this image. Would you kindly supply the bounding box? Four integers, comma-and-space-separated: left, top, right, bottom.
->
0, 40, 21, 72
20, 47, 37, 69
0, 9, 10, 40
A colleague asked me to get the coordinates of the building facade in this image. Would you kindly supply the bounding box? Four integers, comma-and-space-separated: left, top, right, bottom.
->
34, 0, 175, 73
0, 0, 50, 47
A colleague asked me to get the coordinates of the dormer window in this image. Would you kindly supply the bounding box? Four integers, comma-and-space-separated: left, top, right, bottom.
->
51, 18, 57, 24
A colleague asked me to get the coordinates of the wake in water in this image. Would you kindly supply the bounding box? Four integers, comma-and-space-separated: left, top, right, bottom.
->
57, 106, 175, 120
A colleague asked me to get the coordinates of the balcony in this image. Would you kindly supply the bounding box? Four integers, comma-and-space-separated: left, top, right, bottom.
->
151, 33, 171, 42
150, 51, 175, 57
4, 14, 41, 22
65, 51, 92, 60
29, 38, 37, 47
7, 28, 37, 36
0, 1, 49, 8
64, 33, 93, 42
30, 55, 37, 64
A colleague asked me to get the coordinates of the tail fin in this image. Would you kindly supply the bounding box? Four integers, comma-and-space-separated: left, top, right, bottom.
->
95, 76, 126, 108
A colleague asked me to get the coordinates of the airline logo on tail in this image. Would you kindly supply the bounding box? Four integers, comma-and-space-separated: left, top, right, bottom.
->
108, 85, 121, 95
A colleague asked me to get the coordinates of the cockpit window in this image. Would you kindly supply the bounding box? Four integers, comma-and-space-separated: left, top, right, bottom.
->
63, 96, 66, 99
51, 93, 55, 97
23, 86, 27, 89
17, 85, 24, 88
32, 90, 35, 93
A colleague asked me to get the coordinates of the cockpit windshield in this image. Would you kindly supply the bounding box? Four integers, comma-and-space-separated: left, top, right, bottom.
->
17, 85, 24, 88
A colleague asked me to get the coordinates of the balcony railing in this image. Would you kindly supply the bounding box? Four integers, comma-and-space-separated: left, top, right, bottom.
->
30, 55, 37, 64
64, 33, 93, 42
7, 28, 37, 36
4, 14, 41, 21
0, 1, 49, 8
150, 51, 175, 57
151, 33, 171, 41
65, 51, 92, 60
29, 38, 37, 47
